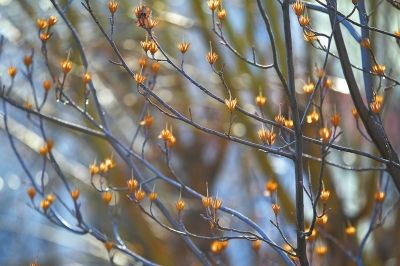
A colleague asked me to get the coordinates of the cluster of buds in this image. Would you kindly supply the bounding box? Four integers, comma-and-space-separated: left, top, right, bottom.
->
207, 0, 221, 11
210, 240, 228, 255
40, 194, 55, 212
306, 109, 320, 124
298, 15, 310, 27
284, 118, 294, 129
202, 196, 222, 210
61, 58, 73, 75
303, 79, 314, 94
134, 4, 158, 30
258, 127, 276, 145
138, 56, 160, 74
148, 191, 158, 201
89, 157, 116, 175
36, 16, 57, 42
255, 91, 267, 107
158, 125, 176, 147
360, 38, 371, 49
274, 114, 286, 125
140, 39, 158, 55
271, 203, 281, 215
320, 188, 330, 203
39, 139, 54, 156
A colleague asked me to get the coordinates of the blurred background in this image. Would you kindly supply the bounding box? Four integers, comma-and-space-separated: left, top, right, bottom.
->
1, 0, 400, 265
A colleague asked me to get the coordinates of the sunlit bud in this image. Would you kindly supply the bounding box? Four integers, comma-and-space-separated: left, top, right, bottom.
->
39, 32, 51, 42
306, 110, 319, 124
36, 18, 48, 30
99, 162, 108, 173
211, 240, 228, 255
135, 189, 146, 202
252, 240, 261, 251
82, 72, 91, 84
104, 157, 116, 170
320, 189, 330, 203
134, 73, 146, 85
284, 119, 294, 129
372, 64, 385, 75
211, 197, 222, 210
23, 55, 33, 67
360, 38, 371, 49
71, 189, 80, 201
149, 192, 158, 201
258, 128, 276, 145
352, 107, 359, 119
292, 1, 305, 16
323, 78, 333, 89
127, 179, 138, 192
375, 95, 383, 104
202, 196, 213, 208
42, 80, 52, 92
345, 225, 356, 236
316, 214, 328, 225
207, 0, 220, 11
140, 40, 151, 52
206, 48, 218, 64
61, 59, 73, 74
265, 180, 278, 193
370, 100, 382, 114
138, 57, 147, 69
331, 113, 341, 127
27, 187, 36, 200
394, 30, 400, 38
178, 42, 190, 54
102, 191, 113, 204
175, 199, 185, 212
224, 97, 237, 111
315, 245, 328, 256
46, 194, 55, 203
140, 114, 154, 128
298, 15, 310, 27
217, 9, 226, 20
274, 114, 286, 125
40, 199, 51, 212
303, 30, 318, 42
89, 163, 99, 175
303, 79, 314, 94
305, 227, 317, 241
47, 16, 57, 26
255, 92, 266, 107
151, 62, 160, 73
108, 1, 119, 14
319, 127, 332, 142
271, 203, 280, 215
8, 66, 17, 78
148, 41, 158, 55
375, 191, 385, 202
104, 241, 114, 252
